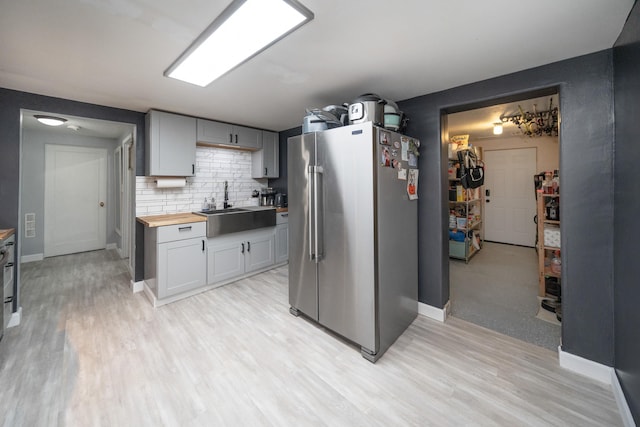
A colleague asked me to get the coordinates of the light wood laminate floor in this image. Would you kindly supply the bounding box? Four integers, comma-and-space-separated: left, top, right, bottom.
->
0, 250, 622, 426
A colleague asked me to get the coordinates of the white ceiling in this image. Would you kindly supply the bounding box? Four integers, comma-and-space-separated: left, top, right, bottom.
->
1, 1, 634, 133
22, 110, 135, 139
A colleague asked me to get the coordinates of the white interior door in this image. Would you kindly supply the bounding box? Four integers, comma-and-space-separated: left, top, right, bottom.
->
44, 145, 107, 257
483, 148, 537, 247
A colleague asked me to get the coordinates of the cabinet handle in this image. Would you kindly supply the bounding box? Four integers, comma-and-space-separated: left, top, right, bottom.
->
281, 214, 288, 218
229, 133, 233, 143
6, 262, 13, 268
202, 240, 205, 252
178, 226, 192, 231
241, 243, 245, 254
247, 241, 250, 252
4, 296, 12, 304
265, 167, 268, 175
6, 242, 14, 246
192, 164, 195, 175
235, 134, 238, 144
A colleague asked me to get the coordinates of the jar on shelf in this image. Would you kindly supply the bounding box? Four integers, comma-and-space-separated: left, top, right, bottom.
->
551, 251, 561, 274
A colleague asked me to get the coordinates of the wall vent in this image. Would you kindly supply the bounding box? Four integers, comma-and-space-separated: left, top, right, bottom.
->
25, 213, 36, 238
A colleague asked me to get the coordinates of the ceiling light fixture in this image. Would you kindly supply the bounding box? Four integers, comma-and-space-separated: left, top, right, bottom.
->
165, 0, 314, 87
493, 123, 503, 135
34, 115, 67, 126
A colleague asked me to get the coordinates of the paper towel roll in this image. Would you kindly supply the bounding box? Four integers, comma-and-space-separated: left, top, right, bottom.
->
155, 178, 186, 188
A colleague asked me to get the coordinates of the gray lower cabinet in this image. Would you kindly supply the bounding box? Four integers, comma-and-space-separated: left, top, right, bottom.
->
197, 118, 262, 150
146, 110, 196, 177
252, 131, 279, 178
275, 212, 288, 264
145, 222, 207, 300
207, 228, 275, 285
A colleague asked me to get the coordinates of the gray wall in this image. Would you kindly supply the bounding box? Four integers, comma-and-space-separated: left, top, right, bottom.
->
21, 128, 120, 257
613, 0, 640, 422
399, 50, 616, 366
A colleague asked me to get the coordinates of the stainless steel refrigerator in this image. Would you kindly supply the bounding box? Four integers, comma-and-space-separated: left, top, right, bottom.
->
288, 122, 419, 362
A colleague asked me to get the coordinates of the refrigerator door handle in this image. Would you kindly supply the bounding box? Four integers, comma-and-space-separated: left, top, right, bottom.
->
313, 165, 324, 263
308, 166, 315, 261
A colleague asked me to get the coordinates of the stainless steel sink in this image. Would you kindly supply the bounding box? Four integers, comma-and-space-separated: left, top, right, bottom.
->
199, 208, 247, 214
194, 208, 276, 237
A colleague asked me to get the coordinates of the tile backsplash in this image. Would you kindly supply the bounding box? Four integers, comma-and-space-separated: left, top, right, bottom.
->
136, 146, 267, 216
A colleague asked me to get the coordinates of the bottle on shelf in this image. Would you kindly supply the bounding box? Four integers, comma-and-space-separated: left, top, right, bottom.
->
552, 169, 560, 194
542, 171, 554, 194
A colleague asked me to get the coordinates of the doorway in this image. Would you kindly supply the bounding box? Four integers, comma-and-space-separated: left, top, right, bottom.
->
19, 110, 136, 270
44, 145, 107, 256
445, 92, 561, 351
484, 148, 537, 247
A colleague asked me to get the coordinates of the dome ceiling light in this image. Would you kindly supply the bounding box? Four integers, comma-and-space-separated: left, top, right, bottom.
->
34, 115, 68, 126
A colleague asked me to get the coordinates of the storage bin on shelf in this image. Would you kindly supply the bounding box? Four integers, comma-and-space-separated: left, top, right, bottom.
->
448, 193, 483, 263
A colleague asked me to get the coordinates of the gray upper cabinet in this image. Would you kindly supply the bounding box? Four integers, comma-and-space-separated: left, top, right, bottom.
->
197, 118, 262, 150
252, 131, 279, 178
146, 110, 196, 176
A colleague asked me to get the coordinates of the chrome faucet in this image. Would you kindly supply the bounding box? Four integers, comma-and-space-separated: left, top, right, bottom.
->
223, 180, 231, 209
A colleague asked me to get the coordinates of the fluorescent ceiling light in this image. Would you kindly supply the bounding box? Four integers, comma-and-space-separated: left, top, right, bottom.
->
34, 115, 67, 126
165, 0, 313, 87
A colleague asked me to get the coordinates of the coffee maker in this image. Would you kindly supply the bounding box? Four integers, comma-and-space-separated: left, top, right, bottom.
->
275, 193, 287, 208
260, 188, 276, 206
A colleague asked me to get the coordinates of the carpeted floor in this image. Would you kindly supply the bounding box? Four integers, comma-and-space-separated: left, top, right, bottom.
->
449, 242, 561, 351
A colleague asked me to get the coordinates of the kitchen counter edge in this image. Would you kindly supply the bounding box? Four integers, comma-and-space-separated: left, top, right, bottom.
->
137, 213, 207, 228
0, 228, 15, 242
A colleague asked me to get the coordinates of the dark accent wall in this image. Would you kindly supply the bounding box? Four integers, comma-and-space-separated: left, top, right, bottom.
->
398, 50, 616, 366
267, 126, 301, 192
613, 0, 640, 422
0, 87, 146, 284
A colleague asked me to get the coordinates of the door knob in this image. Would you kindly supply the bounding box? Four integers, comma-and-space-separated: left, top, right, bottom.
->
99, 202, 105, 207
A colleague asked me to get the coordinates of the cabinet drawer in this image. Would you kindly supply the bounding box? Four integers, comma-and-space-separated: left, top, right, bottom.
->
157, 222, 206, 243
276, 212, 289, 224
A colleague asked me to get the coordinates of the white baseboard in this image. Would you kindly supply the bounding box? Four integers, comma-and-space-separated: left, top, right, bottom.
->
611, 370, 637, 427
21, 253, 43, 263
7, 307, 22, 328
557, 348, 636, 425
142, 281, 157, 306
418, 301, 450, 322
131, 280, 144, 293
106, 243, 117, 250
558, 346, 613, 385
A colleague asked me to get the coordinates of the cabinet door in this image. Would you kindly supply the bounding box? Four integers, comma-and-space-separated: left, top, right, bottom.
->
157, 237, 206, 299
275, 224, 288, 264
245, 233, 275, 273
197, 118, 233, 146
208, 239, 245, 284
252, 131, 279, 178
234, 125, 262, 150
146, 110, 196, 176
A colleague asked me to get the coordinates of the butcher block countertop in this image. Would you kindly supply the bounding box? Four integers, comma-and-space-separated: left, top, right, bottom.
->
276, 208, 288, 213
136, 213, 206, 228
0, 228, 15, 241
